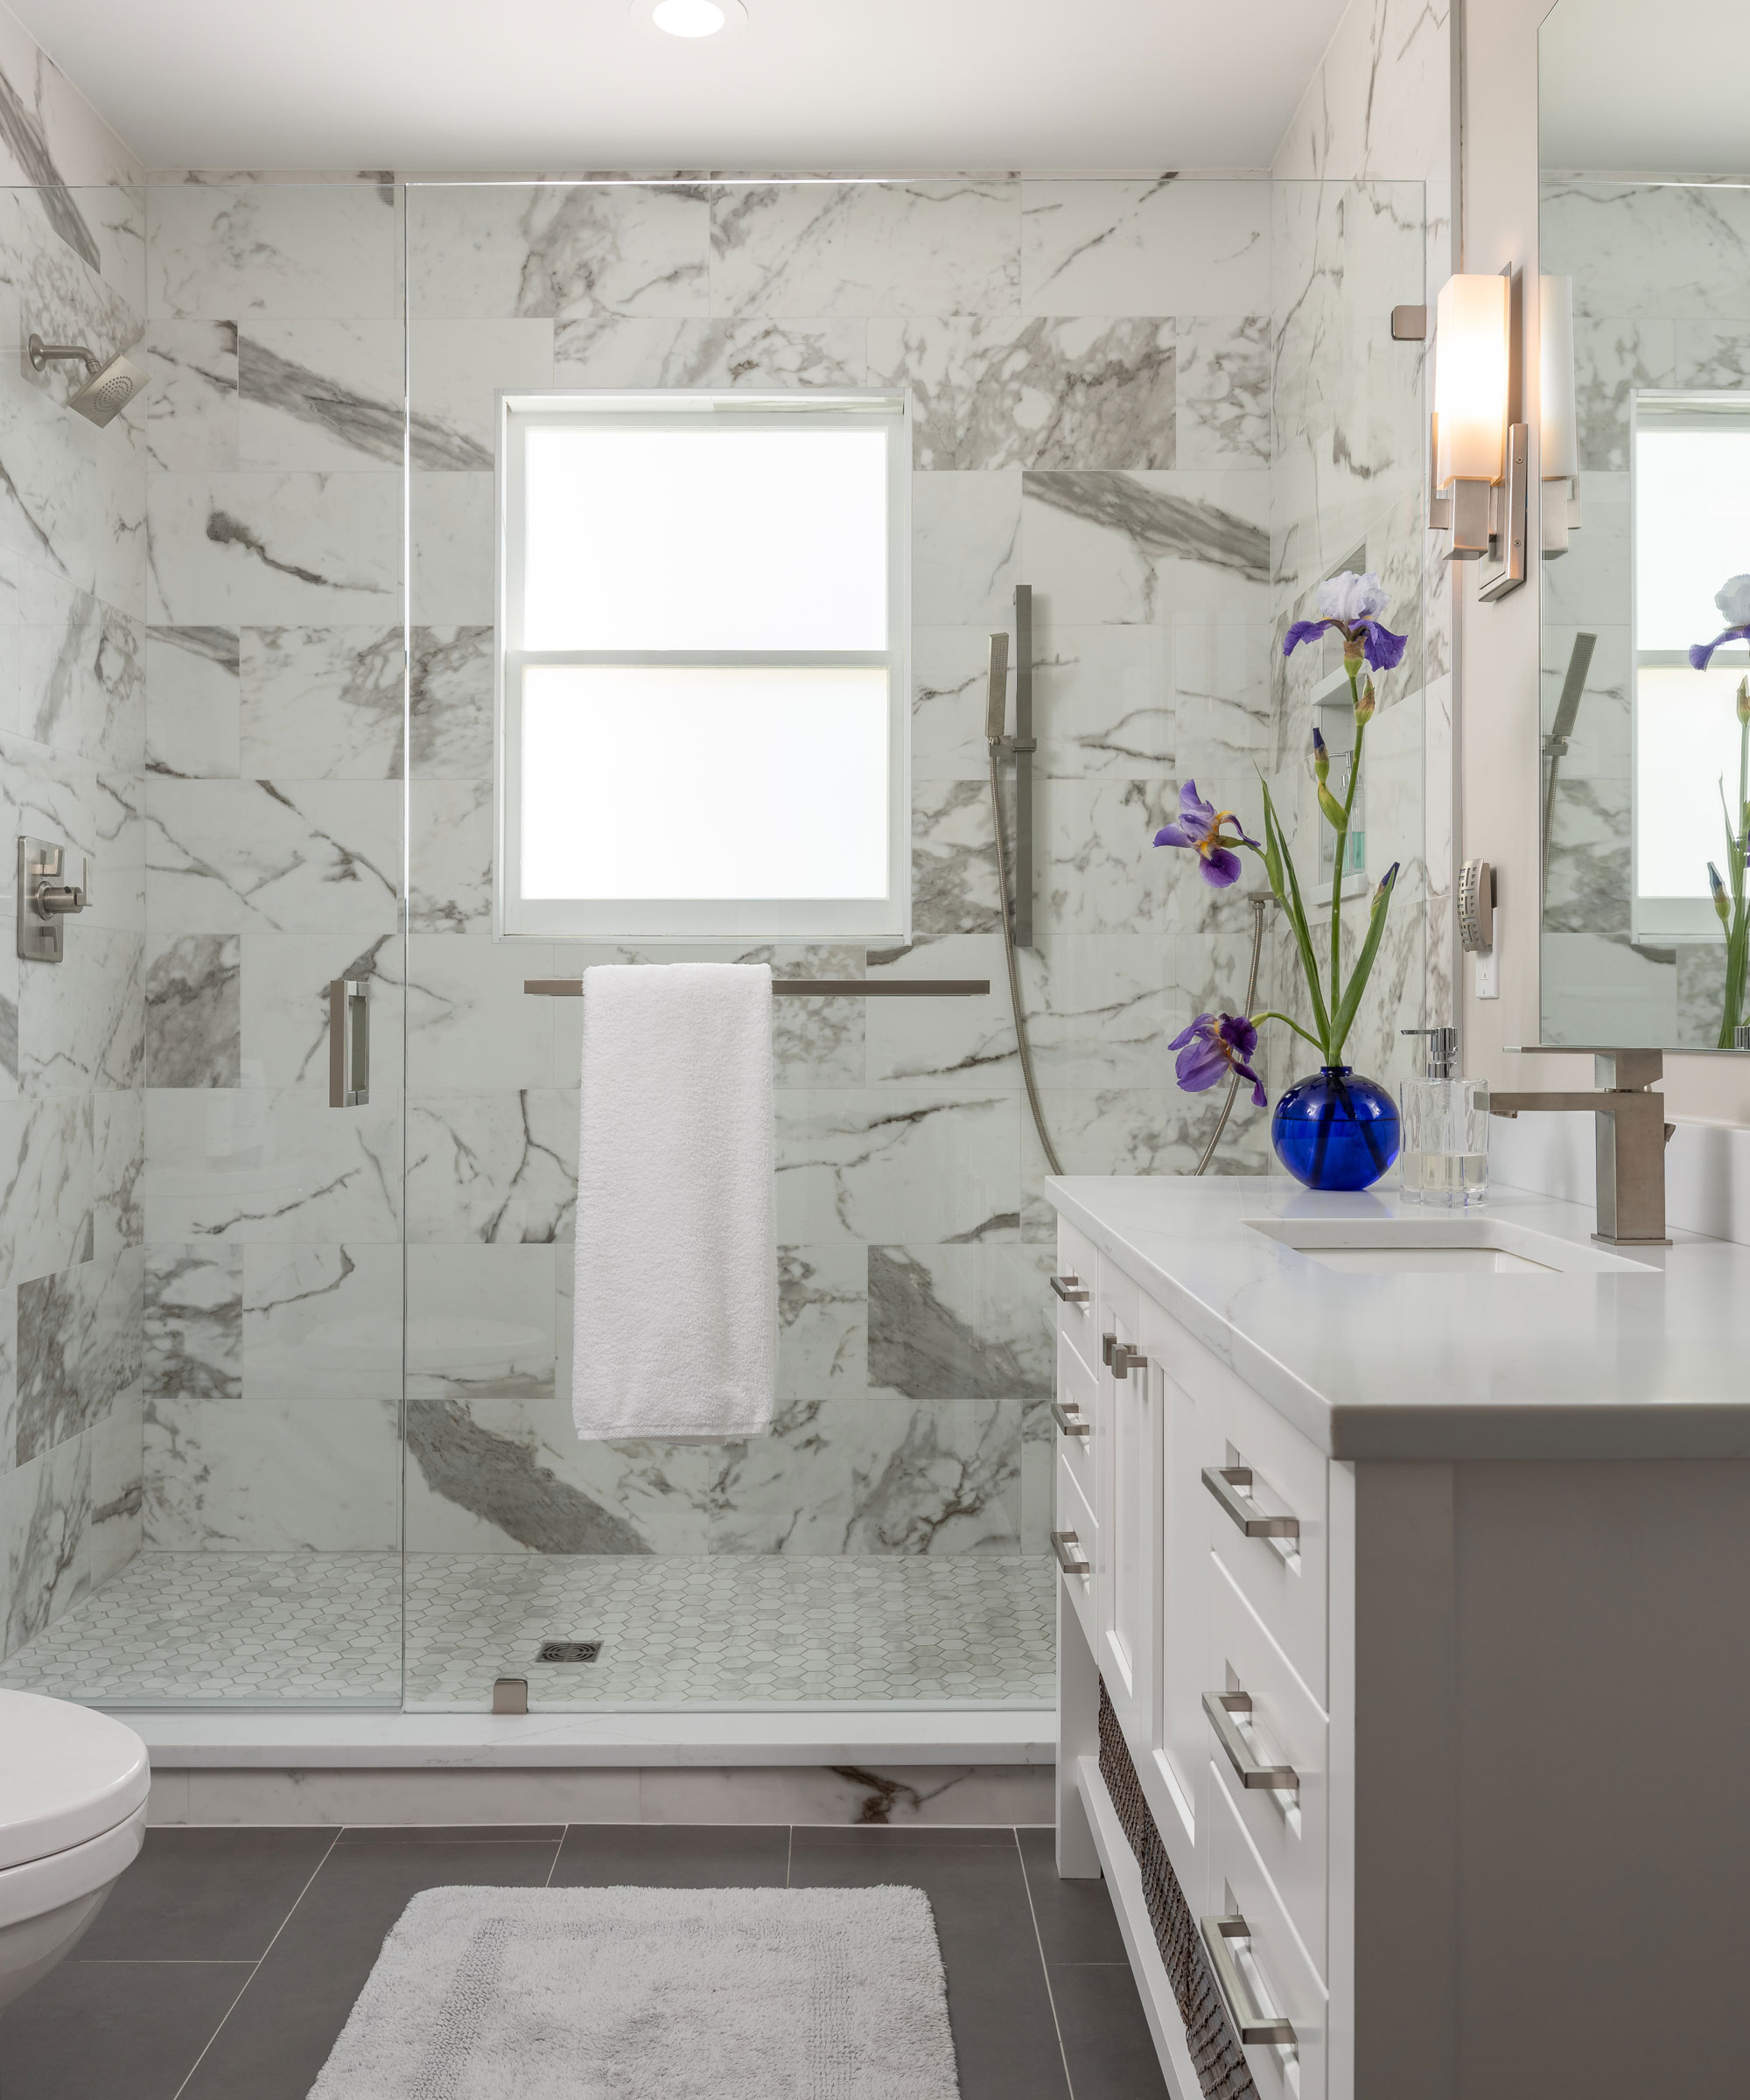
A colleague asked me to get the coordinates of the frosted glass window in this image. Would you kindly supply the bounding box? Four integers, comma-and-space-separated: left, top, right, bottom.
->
522, 426, 888, 652
522, 667, 890, 900
496, 392, 909, 942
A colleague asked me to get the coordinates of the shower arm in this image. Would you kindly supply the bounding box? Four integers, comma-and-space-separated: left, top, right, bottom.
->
27, 336, 100, 374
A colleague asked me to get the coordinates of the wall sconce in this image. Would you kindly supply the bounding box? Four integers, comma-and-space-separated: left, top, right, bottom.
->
1429, 271, 1528, 600
1539, 274, 1582, 557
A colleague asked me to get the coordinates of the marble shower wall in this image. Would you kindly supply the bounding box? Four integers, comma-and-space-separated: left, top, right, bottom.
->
397, 176, 1287, 1564
1538, 177, 1750, 1046
136, 185, 406, 1556
0, 30, 150, 1658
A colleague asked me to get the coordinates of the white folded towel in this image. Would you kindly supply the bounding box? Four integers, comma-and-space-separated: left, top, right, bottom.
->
572, 962, 777, 1442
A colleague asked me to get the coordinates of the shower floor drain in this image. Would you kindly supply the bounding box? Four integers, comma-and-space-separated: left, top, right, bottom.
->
536, 1641, 601, 1663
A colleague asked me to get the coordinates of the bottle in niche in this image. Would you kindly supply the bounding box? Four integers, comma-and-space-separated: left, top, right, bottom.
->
1397, 1027, 1490, 1206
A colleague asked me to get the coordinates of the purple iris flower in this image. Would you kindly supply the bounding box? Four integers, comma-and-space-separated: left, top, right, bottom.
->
1283, 570, 1407, 673
1169, 1012, 1267, 1108
1152, 780, 1260, 888
1689, 574, 1750, 669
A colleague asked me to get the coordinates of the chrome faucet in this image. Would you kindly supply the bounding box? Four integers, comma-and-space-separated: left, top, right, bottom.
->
1489, 1047, 1674, 1245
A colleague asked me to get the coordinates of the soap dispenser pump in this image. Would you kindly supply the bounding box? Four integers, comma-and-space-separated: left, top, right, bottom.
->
1398, 1027, 1490, 1206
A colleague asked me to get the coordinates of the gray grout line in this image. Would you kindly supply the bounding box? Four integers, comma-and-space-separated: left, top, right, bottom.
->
1014, 1825, 1077, 2100
169, 1827, 344, 2100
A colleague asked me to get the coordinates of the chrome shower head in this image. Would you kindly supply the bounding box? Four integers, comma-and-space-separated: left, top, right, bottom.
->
27, 332, 147, 428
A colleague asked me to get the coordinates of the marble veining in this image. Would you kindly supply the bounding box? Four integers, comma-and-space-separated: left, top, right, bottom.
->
144, 1244, 242, 1399
144, 933, 239, 1087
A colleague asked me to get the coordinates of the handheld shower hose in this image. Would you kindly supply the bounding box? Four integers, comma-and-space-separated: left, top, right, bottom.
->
986, 632, 1063, 1177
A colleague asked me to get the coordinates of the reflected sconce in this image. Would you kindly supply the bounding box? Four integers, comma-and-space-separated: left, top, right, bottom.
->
1429, 271, 1528, 600
1539, 274, 1582, 556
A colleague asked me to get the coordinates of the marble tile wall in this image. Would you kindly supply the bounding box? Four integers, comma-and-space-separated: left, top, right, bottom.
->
128, 166, 1438, 1577
398, 175, 1286, 1564
1538, 178, 1750, 1046
138, 182, 406, 1558
0, 31, 149, 1659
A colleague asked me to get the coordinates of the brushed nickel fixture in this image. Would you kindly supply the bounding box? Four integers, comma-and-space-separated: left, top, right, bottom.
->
525, 977, 990, 997
27, 333, 147, 427
16, 836, 93, 962
328, 977, 370, 1107
1489, 1046, 1676, 1244
1428, 270, 1529, 599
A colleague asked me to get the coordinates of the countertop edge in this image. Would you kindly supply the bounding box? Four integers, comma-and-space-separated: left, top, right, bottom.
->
1046, 1177, 1750, 1464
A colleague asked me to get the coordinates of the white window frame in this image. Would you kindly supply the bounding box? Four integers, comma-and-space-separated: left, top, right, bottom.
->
494, 388, 912, 943
1629, 389, 1750, 945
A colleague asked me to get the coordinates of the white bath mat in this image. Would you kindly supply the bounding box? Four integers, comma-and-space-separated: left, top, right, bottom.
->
308, 1883, 961, 2100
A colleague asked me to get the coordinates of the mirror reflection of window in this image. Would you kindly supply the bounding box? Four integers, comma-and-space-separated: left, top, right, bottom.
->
1631, 396, 1750, 943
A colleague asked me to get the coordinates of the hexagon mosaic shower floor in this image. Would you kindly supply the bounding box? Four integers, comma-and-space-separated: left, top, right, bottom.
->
0, 1551, 1056, 1709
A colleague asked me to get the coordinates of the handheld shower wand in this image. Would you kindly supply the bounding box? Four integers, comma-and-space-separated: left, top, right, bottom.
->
985, 622, 1062, 1176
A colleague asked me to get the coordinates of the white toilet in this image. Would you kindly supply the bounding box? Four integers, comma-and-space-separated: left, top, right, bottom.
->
0, 1691, 150, 2011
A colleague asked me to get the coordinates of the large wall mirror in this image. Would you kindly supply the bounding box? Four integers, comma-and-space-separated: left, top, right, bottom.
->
1538, 0, 1750, 1049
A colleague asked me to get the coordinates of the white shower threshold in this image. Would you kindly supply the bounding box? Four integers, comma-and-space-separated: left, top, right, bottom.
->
131, 1706, 1056, 1768
135, 1708, 1059, 1828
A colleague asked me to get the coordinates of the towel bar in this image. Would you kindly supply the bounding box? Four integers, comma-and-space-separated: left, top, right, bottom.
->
524, 978, 990, 998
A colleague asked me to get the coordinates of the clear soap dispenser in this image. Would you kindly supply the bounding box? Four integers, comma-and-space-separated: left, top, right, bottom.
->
1398, 1027, 1490, 1206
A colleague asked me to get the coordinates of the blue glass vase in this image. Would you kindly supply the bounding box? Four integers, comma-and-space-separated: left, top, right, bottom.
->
1270, 1066, 1401, 1192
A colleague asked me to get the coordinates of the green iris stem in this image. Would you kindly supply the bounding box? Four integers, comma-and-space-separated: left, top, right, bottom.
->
1327, 663, 1368, 1027
1248, 1010, 1326, 1054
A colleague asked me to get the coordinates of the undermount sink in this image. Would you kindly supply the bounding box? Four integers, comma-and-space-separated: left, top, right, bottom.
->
1244, 1217, 1659, 1276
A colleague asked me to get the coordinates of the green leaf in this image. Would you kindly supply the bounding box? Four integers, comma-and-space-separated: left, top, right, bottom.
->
1328, 872, 1398, 1060
1257, 774, 1332, 1051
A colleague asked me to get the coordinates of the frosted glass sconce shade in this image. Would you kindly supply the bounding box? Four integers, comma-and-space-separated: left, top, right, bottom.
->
1538, 276, 1578, 480
1434, 274, 1510, 486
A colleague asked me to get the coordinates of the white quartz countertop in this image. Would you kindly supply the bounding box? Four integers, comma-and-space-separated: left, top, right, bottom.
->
1046, 1173, 1750, 1461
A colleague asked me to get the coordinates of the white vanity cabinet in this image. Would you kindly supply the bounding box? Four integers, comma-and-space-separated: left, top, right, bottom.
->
1048, 1176, 1750, 2100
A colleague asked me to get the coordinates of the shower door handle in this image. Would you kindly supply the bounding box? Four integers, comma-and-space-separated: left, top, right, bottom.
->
329, 977, 370, 1107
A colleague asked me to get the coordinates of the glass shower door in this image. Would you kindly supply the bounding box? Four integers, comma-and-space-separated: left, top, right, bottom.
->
0, 180, 410, 1708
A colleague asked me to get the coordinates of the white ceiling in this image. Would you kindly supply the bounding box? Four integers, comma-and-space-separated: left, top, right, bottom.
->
1540, 0, 1750, 174
21, 0, 1351, 175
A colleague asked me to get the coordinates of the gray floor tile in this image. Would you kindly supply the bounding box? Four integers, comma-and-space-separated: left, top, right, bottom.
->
1047, 1960, 1172, 2097
78, 1828, 336, 1963
550, 1823, 791, 1887
0, 1959, 251, 2100
1016, 1824, 1130, 1966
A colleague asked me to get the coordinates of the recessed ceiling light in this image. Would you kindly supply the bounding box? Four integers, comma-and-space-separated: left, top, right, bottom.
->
632, 0, 748, 39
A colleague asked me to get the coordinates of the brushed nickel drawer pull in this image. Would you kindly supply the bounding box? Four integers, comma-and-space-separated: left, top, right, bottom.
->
1202, 1689, 1298, 1791
1051, 1530, 1092, 1578
1050, 1399, 1091, 1439
1110, 1342, 1148, 1381
1049, 1273, 1090, 1304
1202, 1465, 1299, 1542
1200, 1915, 1296, 2047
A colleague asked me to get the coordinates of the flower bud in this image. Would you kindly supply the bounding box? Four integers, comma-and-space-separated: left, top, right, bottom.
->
1709, 862, 1732, 925
1373, 861, 1399, 907
1354, 677, 1376, 725
1318, 782, 1348, 832
1738, 676, 1749, 724
1311, 724, 1330, 784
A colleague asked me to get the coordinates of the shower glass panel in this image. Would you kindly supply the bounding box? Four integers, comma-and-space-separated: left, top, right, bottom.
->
396, 174, 1428, 1716
0, 183, 409, 1708
0, 173, 1425, 1715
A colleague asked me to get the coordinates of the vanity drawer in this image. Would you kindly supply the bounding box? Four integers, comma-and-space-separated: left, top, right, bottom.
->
1052, 1221, 1100, 1370
1206, 1766, 1328, 2100
1207, 1552, 1328, 1979
1054, 1452, 1097, 1651
1202, 1368, 1328, 1705
1054, 1333, 1097, 1511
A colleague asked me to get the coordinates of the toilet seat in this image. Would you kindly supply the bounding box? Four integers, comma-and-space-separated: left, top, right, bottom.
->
0, 1690, 150, 1872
